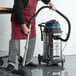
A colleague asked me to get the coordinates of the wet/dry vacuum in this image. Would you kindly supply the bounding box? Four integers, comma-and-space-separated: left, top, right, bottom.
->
37, 7, 71, 66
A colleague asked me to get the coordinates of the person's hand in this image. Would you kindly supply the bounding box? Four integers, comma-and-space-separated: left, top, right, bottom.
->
51, 5, 56, 11
21, 24, 30, 35
48, 2, 56, 11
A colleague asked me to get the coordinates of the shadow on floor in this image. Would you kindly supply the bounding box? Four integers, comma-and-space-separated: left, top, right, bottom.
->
0, 64, 66, 76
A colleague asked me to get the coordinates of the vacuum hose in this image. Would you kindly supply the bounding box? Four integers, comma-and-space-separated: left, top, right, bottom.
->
29, 6, 71, 42
55, 10, 71, 42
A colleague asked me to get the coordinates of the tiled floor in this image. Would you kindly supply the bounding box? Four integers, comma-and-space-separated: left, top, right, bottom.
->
0, 55, 76, 76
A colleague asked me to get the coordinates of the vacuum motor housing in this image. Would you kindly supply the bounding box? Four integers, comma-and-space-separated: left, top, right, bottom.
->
39, 19, 65, 65
45, 19, 62, 34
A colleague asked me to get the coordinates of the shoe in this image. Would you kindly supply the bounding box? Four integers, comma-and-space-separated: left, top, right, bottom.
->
25, 62, 37, 67
6, 64, 25, 75
52, 63, 58, 66
12, 69, 25, 75
6, 64, 14, 71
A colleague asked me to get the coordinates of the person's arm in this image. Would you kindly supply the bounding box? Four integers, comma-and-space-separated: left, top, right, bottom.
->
41, 0, 56, 10
13, 0, 29, 34
13, 0, 28, 24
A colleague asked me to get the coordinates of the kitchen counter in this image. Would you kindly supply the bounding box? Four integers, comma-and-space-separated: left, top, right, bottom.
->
0, 7, 13, 14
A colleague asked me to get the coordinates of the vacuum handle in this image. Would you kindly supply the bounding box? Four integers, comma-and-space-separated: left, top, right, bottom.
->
38, 23, 46, 41
29, 6, 71, 42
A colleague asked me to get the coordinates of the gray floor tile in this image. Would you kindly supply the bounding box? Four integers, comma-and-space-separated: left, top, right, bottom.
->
0, 55, 76, 76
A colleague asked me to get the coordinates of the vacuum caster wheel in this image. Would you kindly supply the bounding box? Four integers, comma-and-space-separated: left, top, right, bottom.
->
61, 61, 64, 67
38, 54, 42, 64
0, 59, 3, 66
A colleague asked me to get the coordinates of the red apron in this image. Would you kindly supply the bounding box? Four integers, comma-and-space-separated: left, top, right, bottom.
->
12, 0, 37, 40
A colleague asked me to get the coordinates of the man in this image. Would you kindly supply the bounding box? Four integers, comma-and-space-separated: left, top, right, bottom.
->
6, 0, 56, 72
